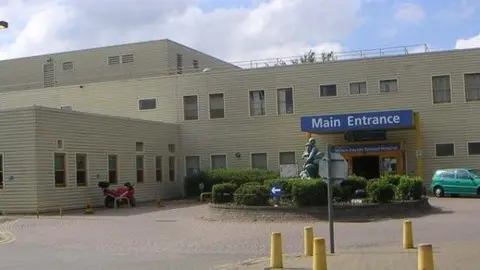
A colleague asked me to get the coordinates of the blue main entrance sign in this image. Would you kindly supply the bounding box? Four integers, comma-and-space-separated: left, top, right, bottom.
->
300, 110, 414, 133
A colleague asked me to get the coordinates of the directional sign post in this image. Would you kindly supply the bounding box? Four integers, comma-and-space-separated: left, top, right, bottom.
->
271, 184, 282, 206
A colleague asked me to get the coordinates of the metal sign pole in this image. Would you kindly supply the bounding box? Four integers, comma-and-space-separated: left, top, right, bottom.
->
325, 144, 335, 254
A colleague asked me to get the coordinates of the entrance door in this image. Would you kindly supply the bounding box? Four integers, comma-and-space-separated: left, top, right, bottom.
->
380, 156, 398, 175
352, 156, 380, 179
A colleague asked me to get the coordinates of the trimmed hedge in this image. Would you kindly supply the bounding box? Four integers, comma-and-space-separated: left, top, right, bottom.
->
185, 168, 279, 197
212, 183, 237, 203
234, 183, 270, 206
366, 179, 395, 203
395, 176, 423, 200
337, 175, 368, 201
292, 179, 328, 206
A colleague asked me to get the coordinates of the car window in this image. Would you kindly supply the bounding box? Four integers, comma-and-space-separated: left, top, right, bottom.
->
437, 171, 455, 178
456, 170, 471, 179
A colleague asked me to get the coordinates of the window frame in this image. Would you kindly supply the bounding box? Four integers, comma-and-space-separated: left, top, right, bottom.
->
434, 142, 455, 157
136, 155, 145, 183
107, 154, 119, 184
210, 153, 228, 170
208, 92, 226, 119
248, 89, 267, 117
318, 84, 338, 98
155, 156, 163, 182
53, 152, 67, 188
138, 98, 157, 110
431, 74, 453, 105
168, 156, 176, 181
379, 78, 399, 93
185, 156, 201, 177
348, 81, 368, 96
276, 87, 295, 115
250, 152, 268, 170
278, 151, 296, 165
183, 95, 199, 121
467, 141, 480, 156
463, 72, 480, 102
75, 153, 88, 187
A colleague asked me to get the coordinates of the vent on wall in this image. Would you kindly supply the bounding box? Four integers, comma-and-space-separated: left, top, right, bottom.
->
43, 63, 55, 88
122, 54, 134, 64
108, 56, 120, 65
62, 61, 74, 71
60, 105, 73, 111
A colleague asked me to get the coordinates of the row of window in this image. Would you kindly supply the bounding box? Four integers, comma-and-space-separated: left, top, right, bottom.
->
184, 151, 298, 176
435, 142, 480, 157
53, 153, 176, 188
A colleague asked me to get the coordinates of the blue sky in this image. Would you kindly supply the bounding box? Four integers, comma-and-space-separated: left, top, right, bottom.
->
0, 0, 479, 61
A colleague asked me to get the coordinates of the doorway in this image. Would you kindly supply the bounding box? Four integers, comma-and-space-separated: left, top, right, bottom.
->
352, 155, 380, 179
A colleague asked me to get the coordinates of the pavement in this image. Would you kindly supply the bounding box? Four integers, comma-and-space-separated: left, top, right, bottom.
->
0, 197, 479, 270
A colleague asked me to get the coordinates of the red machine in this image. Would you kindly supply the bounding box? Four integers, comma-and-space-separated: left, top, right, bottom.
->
98, 181, 136, 208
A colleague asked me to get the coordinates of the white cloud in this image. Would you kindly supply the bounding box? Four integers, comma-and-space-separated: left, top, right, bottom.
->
394, 3, 425, 24
0, 0, 364, 62
455, 33, 480, 49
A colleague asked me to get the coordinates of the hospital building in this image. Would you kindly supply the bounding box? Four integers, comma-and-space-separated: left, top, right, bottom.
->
0, 39, 478, 213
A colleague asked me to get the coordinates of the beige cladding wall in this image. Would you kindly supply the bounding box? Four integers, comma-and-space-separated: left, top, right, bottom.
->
0, 108, 38, 214
33, 106, 182, 212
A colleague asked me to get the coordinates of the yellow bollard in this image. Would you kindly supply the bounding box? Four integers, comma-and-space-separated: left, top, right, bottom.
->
270, 232, 283, 269
403, 220, 414, 249
417, 243, 434, 270
84, 200, 94, 215
304, 226, 314, 256
313, 237, 327, 270
59, 207, 63, 217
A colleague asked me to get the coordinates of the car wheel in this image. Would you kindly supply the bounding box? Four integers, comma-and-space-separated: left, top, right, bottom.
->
434, 186, 444, 198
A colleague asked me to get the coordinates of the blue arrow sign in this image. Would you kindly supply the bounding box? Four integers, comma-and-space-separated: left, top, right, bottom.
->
271, 184, 282, 200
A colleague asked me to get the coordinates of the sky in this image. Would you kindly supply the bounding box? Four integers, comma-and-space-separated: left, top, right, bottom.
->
0, 0, 479, 63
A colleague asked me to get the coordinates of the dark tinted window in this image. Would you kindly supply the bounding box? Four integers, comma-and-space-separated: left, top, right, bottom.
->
468, 142, 480, 155
435, 143, 454, 157
139, 99, 157, 110
456, 170, 471, 179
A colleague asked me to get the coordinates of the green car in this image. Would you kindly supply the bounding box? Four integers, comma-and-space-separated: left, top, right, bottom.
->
430, 168, 480, 197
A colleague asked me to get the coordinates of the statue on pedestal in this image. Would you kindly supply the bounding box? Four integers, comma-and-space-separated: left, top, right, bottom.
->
300, 138, 324, 179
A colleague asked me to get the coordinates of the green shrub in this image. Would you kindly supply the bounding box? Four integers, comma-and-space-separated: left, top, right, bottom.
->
339, 175, 368, 201
395, 176, 424, 200
366, 179, 395, 203
332, 184, 347, 202
264, 178, 304, 201
381, 174, 403, 186
234, 183, 270, 206
212, 183, 238, 203
184, 171, 211, 197
291, 180, 328, 206
184, 169, 279, 196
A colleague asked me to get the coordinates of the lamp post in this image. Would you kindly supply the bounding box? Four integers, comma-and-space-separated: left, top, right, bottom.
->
0, 21, 8, 30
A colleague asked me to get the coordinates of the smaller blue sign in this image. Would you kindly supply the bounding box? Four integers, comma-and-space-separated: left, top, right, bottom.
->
271, 184, 282, 200
330, 143, 401, 154
300, 110, 414, 133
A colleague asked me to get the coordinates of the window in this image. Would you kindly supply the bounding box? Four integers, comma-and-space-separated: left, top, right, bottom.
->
62, 61, 74, 71
121, 54, 134, 64
185, 156, 200, 177
108, 155, 118, 184
183, 95, 198, 120
249, 90, 266, 116
432, 75, 451, 104
136, 155, 144, 183
349, 82, 367, 95
54, 153, 66, 187
57, 139, 64, 149
138, 99, 157, 110
60, 105, 72, 111
176, 54, 183, 74
193, 60, 199, 69
76, 154, 87, 187
136, 142, 144, 152
209, 93, 225, 119
319, 84, 337, 97
465, 73, 480, 101
108, 56, 120, 65
437, 170, 455, 178
251, 153, 268, 170
456, 169, 471, 179
435, 143, 454, 157
155, 156, 163, 182
279, 152, 296, 165
380, 79, 398, 93
168, 156, 175, 181
168, 144, 176, 153
0, 154, 3, 189
211, 154, 227, 169
468, 142, 480, 155
277, 88, 294, 115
